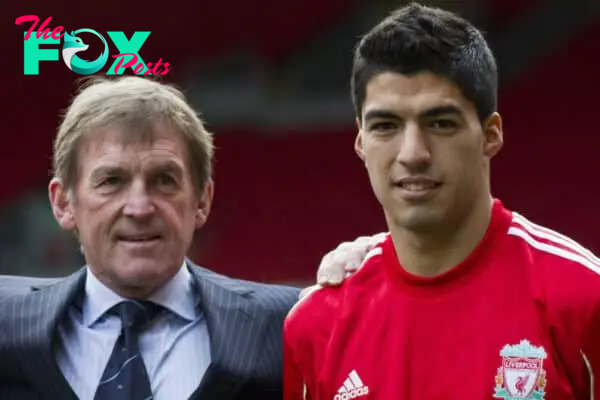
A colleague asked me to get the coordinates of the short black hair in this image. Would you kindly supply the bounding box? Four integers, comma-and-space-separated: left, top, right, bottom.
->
351, 2, 497, 123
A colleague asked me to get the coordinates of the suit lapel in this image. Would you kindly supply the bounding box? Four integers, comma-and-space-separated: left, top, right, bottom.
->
187, 263, 269, 399
0, 268, 86, 400
0, 263, 269, 399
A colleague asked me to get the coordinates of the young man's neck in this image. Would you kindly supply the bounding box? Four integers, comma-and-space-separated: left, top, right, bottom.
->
389, 196, 494, 278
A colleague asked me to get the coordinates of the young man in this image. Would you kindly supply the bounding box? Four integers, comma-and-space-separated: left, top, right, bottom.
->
284, 3, 600, 399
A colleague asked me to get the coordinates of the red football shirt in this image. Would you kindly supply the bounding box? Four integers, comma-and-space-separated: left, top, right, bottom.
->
284, 200, 600, 400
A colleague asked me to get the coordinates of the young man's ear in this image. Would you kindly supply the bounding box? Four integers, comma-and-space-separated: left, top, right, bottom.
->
483, 112, 504, 158
355, 117, 366, 162
49, 178, 77, 231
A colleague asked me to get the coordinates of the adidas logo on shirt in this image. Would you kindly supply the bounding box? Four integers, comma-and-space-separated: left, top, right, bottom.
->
334, 370, 369, 399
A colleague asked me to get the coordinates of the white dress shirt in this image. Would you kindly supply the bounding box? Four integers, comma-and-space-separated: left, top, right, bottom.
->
55, 264, 211, 400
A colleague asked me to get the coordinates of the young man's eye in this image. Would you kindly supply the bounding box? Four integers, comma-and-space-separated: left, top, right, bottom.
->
369, 122, 397, 132
431, 119, 458, 130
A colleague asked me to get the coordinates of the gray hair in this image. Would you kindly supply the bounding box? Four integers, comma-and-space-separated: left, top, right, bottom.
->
53, 76, 214, 195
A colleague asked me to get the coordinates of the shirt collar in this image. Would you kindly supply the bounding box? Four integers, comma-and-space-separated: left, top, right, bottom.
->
82, 262, 198, 328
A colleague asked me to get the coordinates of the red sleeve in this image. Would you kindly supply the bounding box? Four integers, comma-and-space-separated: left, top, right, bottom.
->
582, 299, 600, 399
283, 322, 310, 400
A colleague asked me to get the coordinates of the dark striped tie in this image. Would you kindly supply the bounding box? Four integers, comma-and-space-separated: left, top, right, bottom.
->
94, 300, 163, 400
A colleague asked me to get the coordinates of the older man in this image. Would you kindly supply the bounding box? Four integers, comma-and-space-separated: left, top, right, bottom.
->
0, 76, 361, 400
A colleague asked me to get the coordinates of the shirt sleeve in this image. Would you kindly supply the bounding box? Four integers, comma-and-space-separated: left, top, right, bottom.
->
283, 329, 311, 400
582, 299, 600, 399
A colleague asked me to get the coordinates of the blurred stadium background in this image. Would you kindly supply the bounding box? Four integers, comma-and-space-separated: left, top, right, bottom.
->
2, 0, 600, 286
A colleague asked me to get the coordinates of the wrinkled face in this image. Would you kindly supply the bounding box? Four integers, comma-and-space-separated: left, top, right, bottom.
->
355, 71, 502, 234
49, 123, 213, 297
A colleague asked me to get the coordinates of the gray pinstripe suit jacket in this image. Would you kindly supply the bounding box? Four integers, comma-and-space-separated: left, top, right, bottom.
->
0, 260, 300, 400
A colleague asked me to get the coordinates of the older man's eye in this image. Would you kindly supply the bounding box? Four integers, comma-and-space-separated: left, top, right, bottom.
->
156, 174, 177, 187
100, 176, 121, 186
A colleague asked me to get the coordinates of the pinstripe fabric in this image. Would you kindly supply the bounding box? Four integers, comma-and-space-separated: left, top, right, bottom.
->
0, 270, 85, 400
188, 265, 300, 398
0, 261, 300, 400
